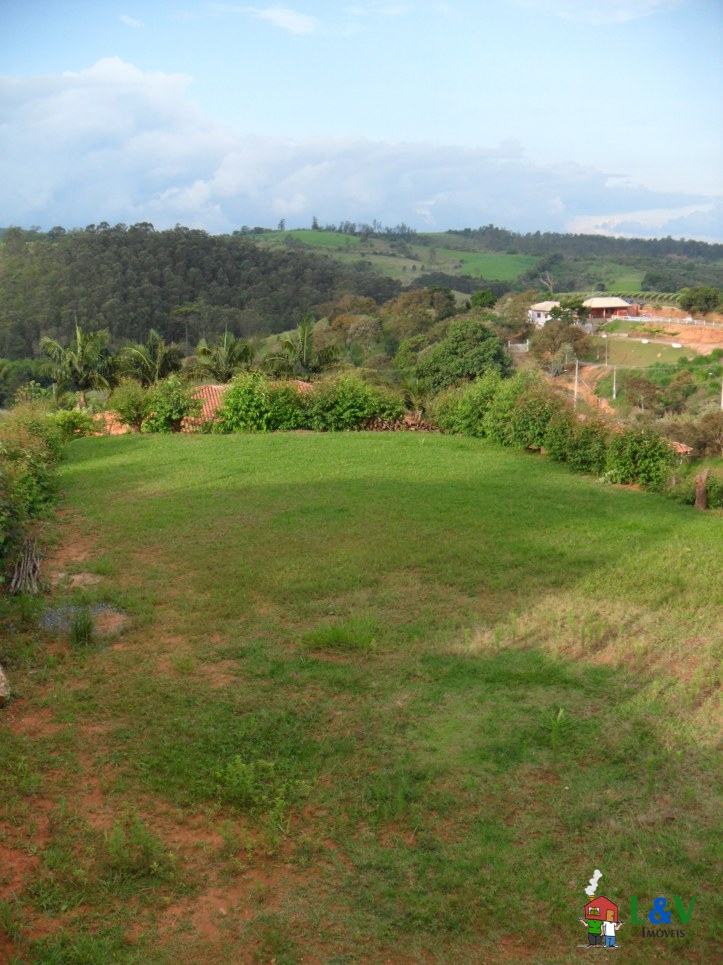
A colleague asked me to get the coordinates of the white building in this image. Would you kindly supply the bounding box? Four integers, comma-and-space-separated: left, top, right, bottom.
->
528, 300, 560, 327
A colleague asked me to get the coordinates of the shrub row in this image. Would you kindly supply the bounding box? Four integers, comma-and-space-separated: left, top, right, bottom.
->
428, 371, 678, 490
214, 373, 404, 433
0, 403, 95, 575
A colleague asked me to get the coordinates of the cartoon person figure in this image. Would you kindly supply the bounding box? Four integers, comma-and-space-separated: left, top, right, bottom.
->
578, 915, 603, 947
602, 917, 623, 948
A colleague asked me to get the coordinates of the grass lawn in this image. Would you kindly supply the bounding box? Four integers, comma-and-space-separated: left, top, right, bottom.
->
583, 336, 693, 367
1, 433, 720, 963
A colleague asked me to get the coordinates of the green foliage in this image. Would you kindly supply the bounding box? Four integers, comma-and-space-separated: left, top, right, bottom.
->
659, 468, 723, 509
265, 315, 339, 377
118, 329, 184, 386
428, 371, 503, 437
483, 371, 566, 449
544, 413, 610, 474
217, 372, 274, 432
104, 815, 174, 881
40, 324, 115, 407
0, 358, 52, 408
266, 381, 309, 430
140, 375, 202, 433
0, 403, 63, 571
193, 331, 253, 383
108, 379, 149, 432
660, 410, 723, 458
530, 318, 590, 374
48, 408, 96, 441
415, 316, 511, 393
301, 617, 378, 654
604, 426, 676, 486
469, 288, 497, 309
0, 226, 401, 357
678, 285, 722, 314
0, 897, 24, 944
394, 333, 431, 372
69, 608, 95, 648
216, 757, 309, 826
306, 375, 403, 431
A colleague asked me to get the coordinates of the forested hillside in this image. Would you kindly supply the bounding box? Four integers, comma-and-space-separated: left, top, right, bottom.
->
2, 222, 722, 363
0, 224, 400, 358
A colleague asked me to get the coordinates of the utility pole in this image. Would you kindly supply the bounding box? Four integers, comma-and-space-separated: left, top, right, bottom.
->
613, 366, 617, 401
574, 359, 579, 409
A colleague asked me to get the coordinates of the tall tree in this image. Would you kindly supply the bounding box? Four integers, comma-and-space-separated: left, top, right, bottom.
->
192, 332, 254, 383
264, 315, 339, 378
415, 317, 511, 393
118, 329, 184, 386
40, 324, 114, 407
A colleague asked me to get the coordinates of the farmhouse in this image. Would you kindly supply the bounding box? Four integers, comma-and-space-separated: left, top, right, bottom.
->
583, 297, 636, 320
584, 896, 619, 923
528, 300, 560, 327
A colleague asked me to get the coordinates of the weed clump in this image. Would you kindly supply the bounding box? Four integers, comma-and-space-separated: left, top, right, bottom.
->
69, 608, 95, 648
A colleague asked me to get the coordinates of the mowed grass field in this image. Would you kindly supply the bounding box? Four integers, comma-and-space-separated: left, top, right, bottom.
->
1, 433, 721, 964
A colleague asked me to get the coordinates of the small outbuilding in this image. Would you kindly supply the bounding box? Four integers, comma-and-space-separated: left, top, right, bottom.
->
584, 896, 619, 923
583, 297, 636, 320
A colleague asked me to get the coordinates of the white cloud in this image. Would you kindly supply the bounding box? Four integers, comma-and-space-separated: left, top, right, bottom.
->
567, 203, 722, 241
510, 0, 682, 25
244, 5, 319, 34
1, 59, 719, 240
119, 14, 143, 29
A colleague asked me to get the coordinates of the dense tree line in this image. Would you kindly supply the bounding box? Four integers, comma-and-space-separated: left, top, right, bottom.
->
0, 224, 400, 359
448, 224, 723, 262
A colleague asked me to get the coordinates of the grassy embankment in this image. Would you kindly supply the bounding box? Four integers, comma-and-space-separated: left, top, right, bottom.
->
1, 433, 720, 963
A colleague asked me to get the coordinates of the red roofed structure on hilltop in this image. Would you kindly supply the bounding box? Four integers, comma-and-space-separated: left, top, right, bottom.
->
583, 297, 637, 320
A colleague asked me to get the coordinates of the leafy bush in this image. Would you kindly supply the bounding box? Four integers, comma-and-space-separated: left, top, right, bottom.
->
216, 372, 274, 432
566, 419, 610, 475
266, 381, 309, 430
307, 375, 403, 431
415, 317, 511, 393
483, 372, 566, 450
0, 403, 64, 573
604, 427, 676, 486
108, 379, 149, 432
141, 375, 202, 433
428, 371, 503, 437
48, 408, 96, 441
544, 412, 610, 474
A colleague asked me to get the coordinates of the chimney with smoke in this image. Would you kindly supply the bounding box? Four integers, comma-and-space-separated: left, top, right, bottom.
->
585, 870, 602, 898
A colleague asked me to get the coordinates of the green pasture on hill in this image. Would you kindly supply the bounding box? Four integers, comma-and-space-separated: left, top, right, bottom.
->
1, 433, 720, 964
583, 335, 694, 367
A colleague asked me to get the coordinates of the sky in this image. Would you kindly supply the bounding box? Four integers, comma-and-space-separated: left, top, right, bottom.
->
1, 0, 722, 240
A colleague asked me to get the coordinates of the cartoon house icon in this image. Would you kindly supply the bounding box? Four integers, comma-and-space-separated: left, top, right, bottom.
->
584, 896, 619, 922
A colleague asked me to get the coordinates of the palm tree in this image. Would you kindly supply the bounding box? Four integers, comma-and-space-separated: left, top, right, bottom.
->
192, 332, 254, 383
40, 324, 114, 408
264, 315, 339, 378
118, 329, 184, 387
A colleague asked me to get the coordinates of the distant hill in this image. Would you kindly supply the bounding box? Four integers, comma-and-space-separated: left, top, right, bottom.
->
0, 222, 721, 360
